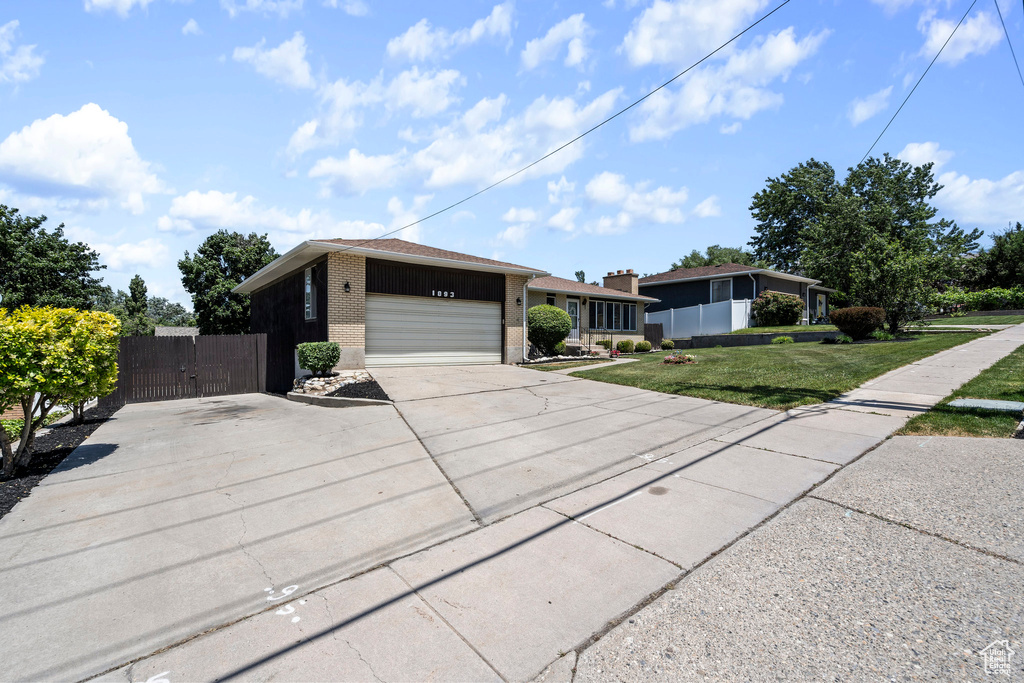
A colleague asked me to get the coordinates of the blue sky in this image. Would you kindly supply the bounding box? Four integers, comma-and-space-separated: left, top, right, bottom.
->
1, 0, 1022, 305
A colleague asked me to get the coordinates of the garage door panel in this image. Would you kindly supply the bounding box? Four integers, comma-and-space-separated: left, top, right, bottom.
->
366, 295, 502, 367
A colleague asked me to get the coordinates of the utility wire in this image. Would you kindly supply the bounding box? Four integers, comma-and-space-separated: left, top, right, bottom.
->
329, 0, 795, 254
860, 0, 978, 164
993, 0, 1024, 91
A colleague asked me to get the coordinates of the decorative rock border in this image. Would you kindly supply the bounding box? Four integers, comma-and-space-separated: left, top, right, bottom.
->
292, 370, 373, 395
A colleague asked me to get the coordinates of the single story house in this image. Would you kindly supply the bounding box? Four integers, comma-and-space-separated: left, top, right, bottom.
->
233, 238, 548, 392
639, 263, 834, 336
527, 270, 658, 349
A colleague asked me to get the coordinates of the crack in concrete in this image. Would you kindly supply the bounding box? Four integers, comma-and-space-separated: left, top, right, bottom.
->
214, 452, 273, 586
343, 637, 385, 683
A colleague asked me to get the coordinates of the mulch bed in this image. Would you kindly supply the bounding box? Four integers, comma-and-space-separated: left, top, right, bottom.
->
326, 379, 391, 402
0, 403, 120, 521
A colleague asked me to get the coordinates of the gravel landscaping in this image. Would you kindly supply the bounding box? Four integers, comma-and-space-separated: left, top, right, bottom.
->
0, 403, 120, 520
326, 379, 391, 401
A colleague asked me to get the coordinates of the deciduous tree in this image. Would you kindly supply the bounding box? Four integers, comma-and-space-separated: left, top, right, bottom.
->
672, 245, 764, 270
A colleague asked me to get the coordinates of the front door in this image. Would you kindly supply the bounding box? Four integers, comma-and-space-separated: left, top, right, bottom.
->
566, 299, 580, 344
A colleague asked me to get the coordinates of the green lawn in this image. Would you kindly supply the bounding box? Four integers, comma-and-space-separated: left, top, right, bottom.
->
570, 333, 986, 411
919, 315, 1024, 326
898, 345, 1024, 438
527, 359, 611, 372
729, 324, 837, 335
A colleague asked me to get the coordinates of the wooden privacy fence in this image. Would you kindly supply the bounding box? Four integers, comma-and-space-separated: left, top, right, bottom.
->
644, 323, 664, 345
99, 334, 267, 408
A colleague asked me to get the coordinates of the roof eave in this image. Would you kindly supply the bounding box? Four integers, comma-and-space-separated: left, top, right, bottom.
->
639, 269, 820, 287
527, 283, 658, 302
309, 241, 549, 277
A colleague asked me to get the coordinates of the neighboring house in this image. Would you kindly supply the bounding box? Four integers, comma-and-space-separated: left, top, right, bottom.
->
154, 326, 199, 336
527, 270, 658, 349
233, 238, 548, 392
639, 263, 834, 337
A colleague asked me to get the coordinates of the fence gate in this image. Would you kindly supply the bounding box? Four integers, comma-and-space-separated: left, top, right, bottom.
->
100, 334, 266, 408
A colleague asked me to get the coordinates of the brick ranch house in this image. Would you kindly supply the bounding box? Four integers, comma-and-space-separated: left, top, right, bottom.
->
234, 239, 550, 392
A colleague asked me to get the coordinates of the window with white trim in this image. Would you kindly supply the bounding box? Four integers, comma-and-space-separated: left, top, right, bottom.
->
304, 267, 317, 320
710, 278, 732, 303
588, 300, 637, 331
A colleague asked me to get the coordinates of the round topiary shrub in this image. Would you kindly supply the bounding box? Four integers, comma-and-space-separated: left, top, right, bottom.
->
553, 340, 567, 355
635, 340, 652, 352
830, 307, 886, 340
527, 305, 572, 356
751, 290, 804, 326
616, 339, 635, 354
660, 339, 674, 350
297, 341, 341, 376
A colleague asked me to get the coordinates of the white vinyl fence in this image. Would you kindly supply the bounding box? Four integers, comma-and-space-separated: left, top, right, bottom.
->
646, 299, 753, 339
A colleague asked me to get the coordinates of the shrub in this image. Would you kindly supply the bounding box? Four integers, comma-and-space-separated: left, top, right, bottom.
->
553, 341, 567, 355
751, 290, 804, 326
771, 336, 794, 344
829, 307, 886, 340
596, 339, 613, 350
663, 353, 696, 365
660, 339, 675, 350
297, 341, 341, 376
616, 339, 635, 354
820, 336, 838, 344
528, 305, 572, 355
930, 286, 1024, 312
836, 334, 853, 344
870, 329, 895, 341
635, 340, 652, 352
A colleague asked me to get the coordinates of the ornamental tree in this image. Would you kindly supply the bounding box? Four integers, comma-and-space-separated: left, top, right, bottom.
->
0, 307, 121, 477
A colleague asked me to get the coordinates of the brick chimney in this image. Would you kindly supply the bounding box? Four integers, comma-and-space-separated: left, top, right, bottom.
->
603, 268, 638, 295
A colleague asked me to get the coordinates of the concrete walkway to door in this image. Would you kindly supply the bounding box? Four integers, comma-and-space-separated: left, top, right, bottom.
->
1, 327, 1020, 682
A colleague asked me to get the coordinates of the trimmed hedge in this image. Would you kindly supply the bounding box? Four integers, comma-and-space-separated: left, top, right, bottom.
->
635, 340, 652, 352
616, 339, 635, 354
297, 341, 340, 376
527, 305, 572, 356
751, 290, 803, 326
830, 307, 885, 340
930, 286, 1024, 312
660, 339, 675, 350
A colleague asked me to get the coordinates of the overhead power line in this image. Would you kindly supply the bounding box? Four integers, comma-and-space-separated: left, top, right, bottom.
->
331, 0, 795, 255
993, 0, 1024, 91
860, 0, 978, 164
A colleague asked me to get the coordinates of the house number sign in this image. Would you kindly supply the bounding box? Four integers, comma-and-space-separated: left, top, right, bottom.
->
432, 290, 456, 298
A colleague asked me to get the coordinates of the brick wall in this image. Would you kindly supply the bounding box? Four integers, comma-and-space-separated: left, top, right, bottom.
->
327, 251, 367, 369
505, 274, 529, 363
526, 290, 646, 348
1, 404, 24, 421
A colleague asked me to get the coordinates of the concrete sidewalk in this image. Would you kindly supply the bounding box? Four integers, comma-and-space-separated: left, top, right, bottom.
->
101, 325, 1024, 682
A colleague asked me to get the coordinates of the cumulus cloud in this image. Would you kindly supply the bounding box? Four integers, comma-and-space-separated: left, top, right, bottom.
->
386, 2, 513, 62
918, 9, 1001, 65
384, 67, 464, 117
0, 20, 44, 85
221, 0, 303, 18
233, 33, 315, 89
847, 86, 892, 126
158, 189, 389, 243
692, 195, 721, 217
621, 0, 768, 67
585, 171, 689, 224
83, 0, 155, 16
547, 176, 575, 204
547, 206, 580, 233
95, 238, 169, 271
521, 14, 590, 70
0, 103, 166, 214
308, 148, 405, 195
629, 27, 829, 141
182, 19, 201, 36
502, 207, 539, 223
384, 194, 431, 243
494, 223, 529, 248
897, 141, 954, 170
323, 0, 367, 15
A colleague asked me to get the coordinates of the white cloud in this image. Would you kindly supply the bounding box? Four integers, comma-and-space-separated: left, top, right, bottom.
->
720, 122, 742, 134
918, 9, 1001, 65
386, 2, 513, 62
629, 27, 829, 141
897, 141, 954, 170
548, 206, 580, 232
323, 0, 367, 15
585, 171, 689, 224
182, 19, 201, 36
494, 223, 529, 248
385, 194, 431, 243
693, 195, 721, 217
233, 33, 315, 90
83, 0, 155, 16
847, 85, 892, 126
95, 238, 168, 271
384, 67, 464, 117
521, 14, 591, 70
159, 189, 388, 243
221, 0, 303, 18
308, 148, 405, 194
502, 207, 539, 223
0, 103, 166, 214
0, 20, 44, 85
936, 169, 1024, 226
547, 176, 575, 204
621, 0, 768, 67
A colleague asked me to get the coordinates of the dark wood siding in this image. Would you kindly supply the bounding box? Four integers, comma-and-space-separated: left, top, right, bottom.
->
249, 259, 328, 393
641, 280, 709, 312
732, 274, 755, 300
366, 258, 503, 303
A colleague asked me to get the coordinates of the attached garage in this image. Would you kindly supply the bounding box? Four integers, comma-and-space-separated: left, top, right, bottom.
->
365, 295, 502, 367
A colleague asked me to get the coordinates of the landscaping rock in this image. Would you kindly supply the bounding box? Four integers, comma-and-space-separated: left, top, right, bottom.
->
291, 370, 373, 395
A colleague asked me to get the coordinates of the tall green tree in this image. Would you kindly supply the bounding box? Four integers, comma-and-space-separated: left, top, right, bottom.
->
574, 270, 586, 283
748, 159, 837, 273
0, 205, 106, 309
147, 297, 196, 327
178, 230, 278, 335
672, 245, 764, 270
970, 222, 1024, 289
120, 274, 155, 336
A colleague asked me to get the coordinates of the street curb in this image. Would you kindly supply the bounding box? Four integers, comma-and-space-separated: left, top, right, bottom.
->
286, 392, 392, 408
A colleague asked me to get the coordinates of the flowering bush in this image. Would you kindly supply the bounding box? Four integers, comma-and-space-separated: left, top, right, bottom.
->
751, 290, 803, 326
663, 353, 696, 365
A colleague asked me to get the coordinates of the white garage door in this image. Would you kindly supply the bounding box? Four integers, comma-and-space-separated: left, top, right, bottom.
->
365, 294, 502, 367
